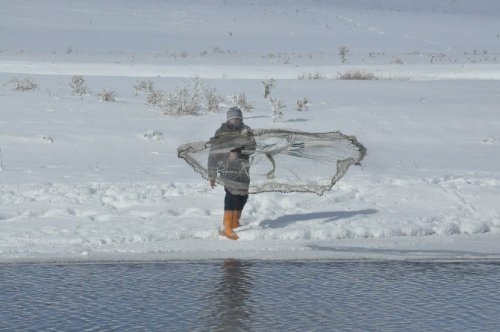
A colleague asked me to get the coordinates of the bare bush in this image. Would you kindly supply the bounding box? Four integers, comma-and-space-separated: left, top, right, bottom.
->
262, 78, 276, 98
40, 135, 54, 143
10, 77, 38, 91
296, 97, 309, 111
204, 87, 224, 113
163, 85, 200, 115
143, 129, 164, 142
298, 72, 327, 80
160, 78, 208, 116
134, 80, 164, 106
133, 80, 152, 96
339, 46, 350, 63
337, 71, 379, 80
135, 78, 224, 115
70, 75, 90, 96
213, 47, 225, 54
228, 92, 254, 113
269, 97, 286, 122
98, 89, 116, 102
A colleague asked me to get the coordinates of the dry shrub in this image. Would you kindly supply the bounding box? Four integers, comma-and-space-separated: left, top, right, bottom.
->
9, 77, 39, 91
270, 97, 286, 122
337, 71, 379, 80
262, 78, 276, 98
228, 92, 254, 113
339, 46, 350, 63
98, 89, 116, 102
298, 72, 327, 80
134, 78, 224, 116
70, 75, 90, 96
297, 97, 309, 111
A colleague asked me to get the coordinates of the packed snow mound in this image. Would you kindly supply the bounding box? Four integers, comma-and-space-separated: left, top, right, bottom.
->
0, 175, 499, 261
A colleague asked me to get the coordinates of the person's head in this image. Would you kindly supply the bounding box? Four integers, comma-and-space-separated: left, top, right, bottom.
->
226, 107, 243, 128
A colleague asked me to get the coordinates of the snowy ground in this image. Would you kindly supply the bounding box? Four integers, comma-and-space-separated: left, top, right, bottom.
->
1, 0, 500, 262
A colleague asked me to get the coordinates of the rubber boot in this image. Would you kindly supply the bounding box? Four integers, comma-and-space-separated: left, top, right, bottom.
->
233, 210, 242, 229
220, 210, 238, 240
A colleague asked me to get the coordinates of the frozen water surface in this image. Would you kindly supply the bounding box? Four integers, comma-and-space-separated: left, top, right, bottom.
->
1, 260, 499, 331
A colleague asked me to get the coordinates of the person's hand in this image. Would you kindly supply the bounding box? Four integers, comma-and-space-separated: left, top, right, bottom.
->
228, 151, 238, 161
209, 179, 216, 189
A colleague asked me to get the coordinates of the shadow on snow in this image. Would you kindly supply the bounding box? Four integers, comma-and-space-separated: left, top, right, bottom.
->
259, 209, 378, 229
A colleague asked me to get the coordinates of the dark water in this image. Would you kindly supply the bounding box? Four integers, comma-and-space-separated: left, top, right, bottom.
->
1, 260, 500, 331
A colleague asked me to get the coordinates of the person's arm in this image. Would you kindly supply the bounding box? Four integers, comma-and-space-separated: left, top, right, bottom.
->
208, 130, 222, 186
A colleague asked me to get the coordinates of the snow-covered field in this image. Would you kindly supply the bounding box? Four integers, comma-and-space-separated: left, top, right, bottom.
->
1, 0, 500, 262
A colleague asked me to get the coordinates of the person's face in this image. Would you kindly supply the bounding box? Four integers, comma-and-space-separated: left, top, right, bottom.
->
229, 118, 242, 126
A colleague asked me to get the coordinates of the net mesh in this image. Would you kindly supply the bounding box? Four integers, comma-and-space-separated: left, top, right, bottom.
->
177, 129, 366, 196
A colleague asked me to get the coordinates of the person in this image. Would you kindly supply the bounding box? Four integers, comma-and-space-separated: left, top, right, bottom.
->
208, 107, 256, 240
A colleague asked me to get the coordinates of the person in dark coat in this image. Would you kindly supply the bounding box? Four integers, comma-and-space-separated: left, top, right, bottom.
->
208, 107, 256, 240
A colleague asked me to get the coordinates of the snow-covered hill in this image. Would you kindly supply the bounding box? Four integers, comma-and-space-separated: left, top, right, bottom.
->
1, 0, 499, 262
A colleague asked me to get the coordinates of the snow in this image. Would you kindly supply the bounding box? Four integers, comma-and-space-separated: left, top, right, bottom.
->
1, 0, 500, 263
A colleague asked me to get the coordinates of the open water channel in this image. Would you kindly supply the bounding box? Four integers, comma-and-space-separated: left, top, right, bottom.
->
1, 260, 499, 331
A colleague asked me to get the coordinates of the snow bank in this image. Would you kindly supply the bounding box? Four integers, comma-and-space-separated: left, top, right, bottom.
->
1, 173, 499, 262
3, 61, 500, 80
1, 0, 500, 262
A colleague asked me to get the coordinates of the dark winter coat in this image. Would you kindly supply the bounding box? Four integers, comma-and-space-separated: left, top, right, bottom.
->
208, 122, 256, 194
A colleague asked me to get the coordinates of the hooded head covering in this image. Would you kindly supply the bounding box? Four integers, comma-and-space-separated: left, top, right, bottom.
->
227, 107, 243, 121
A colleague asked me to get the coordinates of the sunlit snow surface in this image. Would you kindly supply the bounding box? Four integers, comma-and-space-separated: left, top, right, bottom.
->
1, 0, 500, 262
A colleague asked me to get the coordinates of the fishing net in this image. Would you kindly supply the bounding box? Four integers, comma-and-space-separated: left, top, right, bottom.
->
177, 129, 366, 196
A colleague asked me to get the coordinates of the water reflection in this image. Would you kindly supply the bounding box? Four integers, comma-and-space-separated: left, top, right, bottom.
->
208, 259, 253, 331
1, 261, 499, 331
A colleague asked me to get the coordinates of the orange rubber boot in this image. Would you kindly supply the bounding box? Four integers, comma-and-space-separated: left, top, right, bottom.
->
220, 210, 239, 240
233, 210, 242, 229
